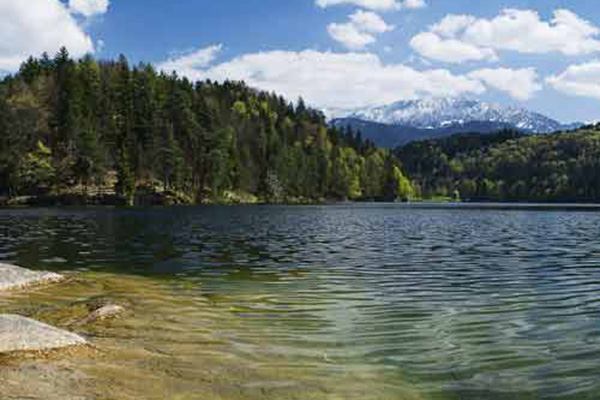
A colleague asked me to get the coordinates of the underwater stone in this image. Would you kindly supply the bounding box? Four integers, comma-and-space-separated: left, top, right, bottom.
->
0, 314, 87, 354
0, 263, 64, 291
75, 304, 126, 326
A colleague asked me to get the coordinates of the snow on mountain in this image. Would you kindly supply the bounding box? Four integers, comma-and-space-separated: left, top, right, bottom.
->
344, 98, 578, 133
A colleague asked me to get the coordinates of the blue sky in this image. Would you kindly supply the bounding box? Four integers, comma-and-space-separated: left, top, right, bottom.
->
2, 1, 600, 123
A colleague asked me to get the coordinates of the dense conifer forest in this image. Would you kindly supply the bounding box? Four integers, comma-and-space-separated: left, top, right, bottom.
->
396, 127, 600, 202
0, 49, 413, 205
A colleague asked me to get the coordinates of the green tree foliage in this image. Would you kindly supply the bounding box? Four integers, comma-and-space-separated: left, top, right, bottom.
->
393, 166, 415, 201
115, 146, 136, 205
0, 51, 409, 204
19, 141, 55, 192
396, 128, 600, 202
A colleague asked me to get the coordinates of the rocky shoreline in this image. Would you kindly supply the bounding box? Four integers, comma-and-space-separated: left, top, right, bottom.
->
0, 314, 87, 354
0, 264, 123, 356
0, 263, 65, 291
0, 264, 88, 355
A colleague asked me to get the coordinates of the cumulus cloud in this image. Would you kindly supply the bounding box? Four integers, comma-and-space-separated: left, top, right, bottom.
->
547, 60, 600, 99
328, 23, 377, 50
349, 10, 395, 33
402, 0, 427, 10
157, 46, 491, 110
429, 14, 477, 37
410, 32, 498, 63
0, 0, 95, 72
316, 0, 426, 12
69, 0, 110, 18
328, 10, 394, 49
468, 68, 542, 100
411, 9, 600, 63
158, 45, 223, 75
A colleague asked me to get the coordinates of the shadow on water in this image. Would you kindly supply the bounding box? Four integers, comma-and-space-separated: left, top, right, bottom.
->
1, 205, 600, 399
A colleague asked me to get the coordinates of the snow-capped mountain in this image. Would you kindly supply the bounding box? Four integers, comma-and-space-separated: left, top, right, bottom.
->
332, 98, 581, 147
347, 98, 578, 133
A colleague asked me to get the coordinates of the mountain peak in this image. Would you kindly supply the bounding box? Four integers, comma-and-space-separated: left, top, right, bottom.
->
331, 98, 582, 148
345, 97, 575, 133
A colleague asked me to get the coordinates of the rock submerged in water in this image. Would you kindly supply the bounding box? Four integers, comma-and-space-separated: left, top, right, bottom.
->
0, 314, 87, 354
0, 263, 64, 291
74, 304, 126, 326
0, 265, 86, 355
0, 265, 129, 358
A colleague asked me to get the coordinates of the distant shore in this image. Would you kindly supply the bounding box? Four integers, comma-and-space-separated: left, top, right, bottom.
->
2, 194, 600, 209
0, 193, 327, 207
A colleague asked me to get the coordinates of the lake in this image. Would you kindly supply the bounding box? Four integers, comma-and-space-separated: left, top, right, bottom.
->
1, 204, 600, 400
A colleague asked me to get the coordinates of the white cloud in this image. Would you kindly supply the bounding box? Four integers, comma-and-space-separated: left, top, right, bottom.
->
328, 23, 377, 50
69, 0, 110, 18
157, 46, 487, 110
328, 10, 394, 49
465, 9, 600, 55
410, 32, 498, 63
317, 0, 398, 11
349, 10, 394, 33
96, 39, 105, 52
402, 0, 427, 10
316, 0, 426, 12
158, 45, 223, 75
412, 9, 600, 63
547, 60, 600, 99
468, 68, 542, 100
0, 0, 95, 72
430, 14, 477, 37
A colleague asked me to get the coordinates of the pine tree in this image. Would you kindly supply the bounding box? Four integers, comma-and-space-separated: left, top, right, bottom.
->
115, 146, 136, 205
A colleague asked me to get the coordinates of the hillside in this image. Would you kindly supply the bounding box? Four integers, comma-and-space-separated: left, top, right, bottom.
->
395, 127, 600, 202
0, 49, 414, 205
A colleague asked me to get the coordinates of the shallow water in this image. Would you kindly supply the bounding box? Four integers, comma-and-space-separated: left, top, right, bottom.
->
1, 204, 600, 399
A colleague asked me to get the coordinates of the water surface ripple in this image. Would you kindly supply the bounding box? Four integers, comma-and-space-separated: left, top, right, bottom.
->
1, 205, 600, 399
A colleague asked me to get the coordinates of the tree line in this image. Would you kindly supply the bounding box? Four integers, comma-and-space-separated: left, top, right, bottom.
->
396, 127, 600, 202
0, 48, 414, 205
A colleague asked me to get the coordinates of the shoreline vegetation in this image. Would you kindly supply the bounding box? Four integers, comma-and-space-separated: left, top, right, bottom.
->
0, 190, 322, 206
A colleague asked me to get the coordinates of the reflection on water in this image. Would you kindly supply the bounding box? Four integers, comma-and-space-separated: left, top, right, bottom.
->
1, 205, 600, 399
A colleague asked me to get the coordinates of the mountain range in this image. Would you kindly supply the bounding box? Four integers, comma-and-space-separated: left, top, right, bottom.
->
331, 98, 582, 148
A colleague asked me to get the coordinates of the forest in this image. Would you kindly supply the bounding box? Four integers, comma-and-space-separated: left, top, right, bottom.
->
396, 126, 600, 202
0, 49, 413, 205
4, 49, 600, 206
